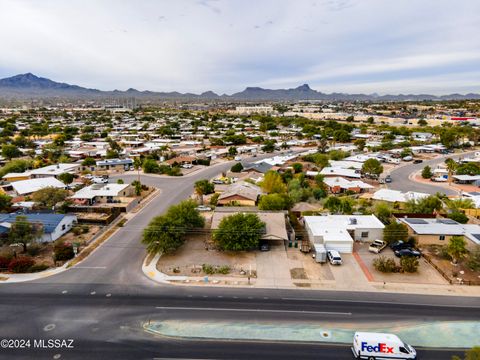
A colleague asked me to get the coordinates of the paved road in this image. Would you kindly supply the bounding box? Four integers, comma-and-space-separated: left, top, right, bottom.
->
388, 151, 478, 195
0, 150, 479, 359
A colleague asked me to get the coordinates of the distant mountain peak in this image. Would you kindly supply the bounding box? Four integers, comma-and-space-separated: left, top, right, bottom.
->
0, 73, 479, 101
296, 83, 311, 91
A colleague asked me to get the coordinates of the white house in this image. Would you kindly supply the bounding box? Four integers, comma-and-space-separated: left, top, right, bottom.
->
304, 215, 385, 253
11, 177, 66, 196
372, 189, 430, 203
0, 213, 77, 243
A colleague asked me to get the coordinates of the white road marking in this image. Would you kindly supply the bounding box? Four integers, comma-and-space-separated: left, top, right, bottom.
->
106, 293, 112, 297
61, 290, 68, 294
155, 306, 351, 316
74, 266, 107, 269
90, 291, 96, 295
281, 297, 480, 309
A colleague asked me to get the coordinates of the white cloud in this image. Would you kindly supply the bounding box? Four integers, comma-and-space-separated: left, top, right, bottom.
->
0, 0, 478, 94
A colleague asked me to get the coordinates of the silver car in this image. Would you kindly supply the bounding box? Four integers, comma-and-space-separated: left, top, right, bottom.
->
327, 250, 343, 265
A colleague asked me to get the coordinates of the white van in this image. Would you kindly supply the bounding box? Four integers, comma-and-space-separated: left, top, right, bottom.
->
352, 332, 416, 359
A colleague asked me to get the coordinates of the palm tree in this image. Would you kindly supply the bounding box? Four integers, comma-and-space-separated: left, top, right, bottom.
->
133, 157, 142, 184
445, 158, 457, 185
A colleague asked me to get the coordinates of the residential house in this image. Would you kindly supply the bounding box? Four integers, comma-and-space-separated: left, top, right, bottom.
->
217, 182, 263, 206
0, 213, 77, 243
304, 215, 385, 253
11, 177, 66, 196
71, 183, 134, 206
2, 172, 31, 182
398, 217, 480, 248
323, 177, 373, 194
372, 189, 429, 203
96, 158, 133, 171
29, 163, 80, 179
211, 207, 289, 244
243, 162, 273, 174
318, 167, 362, 179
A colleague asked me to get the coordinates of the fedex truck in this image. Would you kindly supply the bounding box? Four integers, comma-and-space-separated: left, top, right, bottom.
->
352, 332, 416, 360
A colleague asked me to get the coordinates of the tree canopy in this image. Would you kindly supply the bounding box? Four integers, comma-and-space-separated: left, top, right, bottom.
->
258, 193, 292, 210
362, 158, 383, 176
142, 200, 205, 254
261, 171, 287, 194
212, 213, 265, 251
383, 221, 408, 244
7, 215, 44, 252
31, 187, 69, 208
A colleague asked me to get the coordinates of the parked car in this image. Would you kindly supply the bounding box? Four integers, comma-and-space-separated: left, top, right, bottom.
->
432, 176, 447, 182
182, 163, 193, 169
259, 242, 270, 252
384, 175, 392, 183
195, 205, 212, 212
234, 156, 242, 161
327, 250, 342, 265
394, 248, 421, 258
402, 155, 413, 161
390, 240, 411, 251
413, 159, 423, 164
212, 179, 225, 184
368, 239, 387, 254
92, 177, 108, 184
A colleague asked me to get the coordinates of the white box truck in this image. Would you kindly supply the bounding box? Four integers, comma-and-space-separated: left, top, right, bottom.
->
352, 332, 416, 359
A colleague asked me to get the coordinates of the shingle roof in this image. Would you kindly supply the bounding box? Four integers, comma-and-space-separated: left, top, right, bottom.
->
0, 213, 74, 234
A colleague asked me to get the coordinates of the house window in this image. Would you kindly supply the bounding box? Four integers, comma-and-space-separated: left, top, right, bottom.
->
361, 231, 369, 238
62, 224, 65, 230
439, 235, 445, 241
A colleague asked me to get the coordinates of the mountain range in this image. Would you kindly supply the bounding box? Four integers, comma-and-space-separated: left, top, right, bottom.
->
1, 73, 479, 102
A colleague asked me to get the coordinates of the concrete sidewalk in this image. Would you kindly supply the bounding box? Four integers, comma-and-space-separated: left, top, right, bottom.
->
143, 253, 480, 297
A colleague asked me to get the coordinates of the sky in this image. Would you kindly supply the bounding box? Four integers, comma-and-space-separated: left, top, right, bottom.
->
0, 0, 479, 95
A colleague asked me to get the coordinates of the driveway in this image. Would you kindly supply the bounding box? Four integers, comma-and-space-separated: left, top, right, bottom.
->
255, 243, 293, 288
355, 242, 448, 285
327, 252, 375, 291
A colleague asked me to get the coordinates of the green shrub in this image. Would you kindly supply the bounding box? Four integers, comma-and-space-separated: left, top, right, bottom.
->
117, 219, 126, 227
53, 242, 74, 262
373, 256, 399, 273
210, 193, 220, 206
81, 225, 90, 234
8, 257, 35, 273
29, 264, 49, 272
400, 256, 419, 273
467, 249, 480, 271
231, 162, 243, 173
26, 244, 41, 257
72, 227, 82, 236
217, 265, 231, 274
202, 263, 215, 275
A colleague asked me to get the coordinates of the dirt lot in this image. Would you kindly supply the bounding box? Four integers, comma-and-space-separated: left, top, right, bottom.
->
424, 245, 480, 285
355, 242, 448, 285
157, 235, 256, 277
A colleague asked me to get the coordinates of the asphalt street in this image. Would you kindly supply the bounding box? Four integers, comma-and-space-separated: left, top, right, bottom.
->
388, 150, 478, 195
0, 152, 479, 360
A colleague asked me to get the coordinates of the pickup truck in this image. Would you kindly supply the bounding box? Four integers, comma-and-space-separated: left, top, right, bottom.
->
368, 239, 387, 254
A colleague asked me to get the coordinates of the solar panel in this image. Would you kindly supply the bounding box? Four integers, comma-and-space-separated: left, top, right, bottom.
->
404, 218, 428, 224
439, 219, 458, 225
472, 234, 480, 241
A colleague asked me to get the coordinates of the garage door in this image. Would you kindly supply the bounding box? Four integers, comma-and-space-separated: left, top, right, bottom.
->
325, 241, 353, 253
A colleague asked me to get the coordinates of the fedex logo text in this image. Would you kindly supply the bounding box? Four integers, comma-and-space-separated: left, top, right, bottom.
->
361, 342, 394, 353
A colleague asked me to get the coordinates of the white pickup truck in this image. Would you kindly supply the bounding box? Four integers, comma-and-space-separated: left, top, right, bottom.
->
368, 239, 387, 254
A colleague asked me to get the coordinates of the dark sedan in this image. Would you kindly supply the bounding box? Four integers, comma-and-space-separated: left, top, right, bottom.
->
390, 240, 412, 251
394, 248, 422, 258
